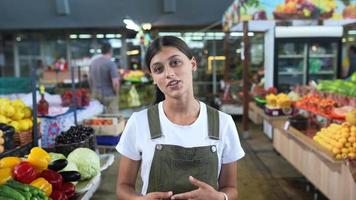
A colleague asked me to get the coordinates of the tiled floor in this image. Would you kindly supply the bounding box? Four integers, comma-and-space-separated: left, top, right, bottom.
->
91, 120, 327, 200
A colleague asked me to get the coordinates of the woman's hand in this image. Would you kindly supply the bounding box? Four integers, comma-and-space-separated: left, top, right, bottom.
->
138, 191, 173, 200
171, 176, 225, 200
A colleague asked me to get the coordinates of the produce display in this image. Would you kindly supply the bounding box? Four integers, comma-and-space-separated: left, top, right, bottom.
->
317, 78, 356, 97
274, 0, 336, 19
119, 84, 156, 109
295, 95, 336, 115
61, 89, 90, 108
265, 93, 294, 116
313, 121, 356, 160
121, 69, 147, 83
67, 148, 100, 181
0, 146, 100, 200
55, 125, 95, 156
0, 98, 34, 133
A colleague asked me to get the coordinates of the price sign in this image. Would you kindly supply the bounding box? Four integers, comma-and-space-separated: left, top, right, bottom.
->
272, 110, 279, 116
284, 121, 290, 131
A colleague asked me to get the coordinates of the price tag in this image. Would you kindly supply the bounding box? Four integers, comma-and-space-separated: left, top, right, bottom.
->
284, 121, 290, 131
272, 111, 279, 116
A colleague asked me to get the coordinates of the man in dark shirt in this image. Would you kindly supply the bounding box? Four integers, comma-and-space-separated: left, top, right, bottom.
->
347, 45, 356, 77
89, 43, 120, 113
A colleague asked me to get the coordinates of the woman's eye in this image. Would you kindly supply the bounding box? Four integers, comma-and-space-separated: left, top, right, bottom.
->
170, 59, 182, 66
153, 66, 164, 73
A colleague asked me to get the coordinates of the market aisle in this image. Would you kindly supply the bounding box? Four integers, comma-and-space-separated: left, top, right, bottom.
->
92, 121, 325, 200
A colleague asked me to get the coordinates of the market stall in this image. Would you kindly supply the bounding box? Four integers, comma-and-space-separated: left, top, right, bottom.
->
247, 82, 356, 199
0, 60, 117, 200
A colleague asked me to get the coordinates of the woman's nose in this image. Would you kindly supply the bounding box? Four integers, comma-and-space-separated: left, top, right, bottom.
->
164, 66, 175, 78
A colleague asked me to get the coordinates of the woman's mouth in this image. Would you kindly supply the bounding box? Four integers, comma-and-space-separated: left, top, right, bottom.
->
167, 80, 180, 88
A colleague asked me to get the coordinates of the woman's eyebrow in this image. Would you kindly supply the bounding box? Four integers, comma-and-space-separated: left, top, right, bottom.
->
151, 54, 181, 66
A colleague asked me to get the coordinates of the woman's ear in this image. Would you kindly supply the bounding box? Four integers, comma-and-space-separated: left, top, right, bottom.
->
191, 57, 197, 72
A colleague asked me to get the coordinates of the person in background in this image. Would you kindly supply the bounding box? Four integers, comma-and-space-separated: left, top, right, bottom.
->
89, 42, 120, 114
342, 45, 356, 78
116, 36, 245, 200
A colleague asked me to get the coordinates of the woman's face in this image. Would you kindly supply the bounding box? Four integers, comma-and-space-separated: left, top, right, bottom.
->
149, 46, 196, 99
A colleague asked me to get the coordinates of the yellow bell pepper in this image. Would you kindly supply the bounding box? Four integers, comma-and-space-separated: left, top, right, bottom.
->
0, 157, 22, 169
27, 147, 50, 171
0, 167, 13, 184
30, 177, 52, 196
27, 154, 48, 172
30, 147, 51, 162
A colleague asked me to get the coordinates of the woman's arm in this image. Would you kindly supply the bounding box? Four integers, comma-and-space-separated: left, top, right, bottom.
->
219, 161, 238, 200
117, 156, 141, 200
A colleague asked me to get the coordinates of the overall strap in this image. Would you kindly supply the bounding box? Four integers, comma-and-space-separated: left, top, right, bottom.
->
147, 104, 162, 139
206, 105, 220, 140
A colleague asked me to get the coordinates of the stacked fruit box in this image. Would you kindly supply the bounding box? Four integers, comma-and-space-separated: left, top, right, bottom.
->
83, 117, 126, 146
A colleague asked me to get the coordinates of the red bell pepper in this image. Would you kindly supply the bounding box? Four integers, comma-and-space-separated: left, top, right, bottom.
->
60, 182, 75, 198
13, 161, 38, 184
40, 169, 63, 189
50, 190, 68, 200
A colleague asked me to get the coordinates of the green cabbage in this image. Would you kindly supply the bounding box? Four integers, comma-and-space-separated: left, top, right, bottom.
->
67, 148, 100, 180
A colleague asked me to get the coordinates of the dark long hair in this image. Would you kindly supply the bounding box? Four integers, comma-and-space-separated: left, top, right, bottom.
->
145, 36, 193, 72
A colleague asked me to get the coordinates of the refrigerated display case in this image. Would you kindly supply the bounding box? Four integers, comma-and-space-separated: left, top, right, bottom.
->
274, 38, 341, 92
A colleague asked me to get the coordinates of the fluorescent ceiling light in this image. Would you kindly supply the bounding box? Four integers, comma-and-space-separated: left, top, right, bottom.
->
105, 34, 116, 38
142, 23, 152, 31
96, 34, 104, 38
69, 34, 77, 39
124, 19, 140, 31
230, 32, 243, 37
79, 34, 92, 39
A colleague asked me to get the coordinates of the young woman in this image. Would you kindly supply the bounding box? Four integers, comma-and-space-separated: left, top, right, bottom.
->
116, 36, 245, 200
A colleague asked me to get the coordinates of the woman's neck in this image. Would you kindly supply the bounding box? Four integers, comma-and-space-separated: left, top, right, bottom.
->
162, 96, 200, 125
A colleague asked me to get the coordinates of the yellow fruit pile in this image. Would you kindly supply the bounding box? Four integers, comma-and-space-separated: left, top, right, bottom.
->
266, 93, 292, 109
313, 123, 356, 160
0, 98, 34, 132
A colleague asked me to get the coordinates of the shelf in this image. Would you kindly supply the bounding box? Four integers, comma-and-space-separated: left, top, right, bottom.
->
278, 71, 303, 75
278, 55, 304, 58
309, 70, 335, 75
309, 54, 336, 58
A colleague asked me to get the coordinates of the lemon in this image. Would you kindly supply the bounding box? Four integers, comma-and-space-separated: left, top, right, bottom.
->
11, 109, 24, 121
335, 154, 342, 160
22, 107, 32, 118
342, 153, 348, 159
9, 121, 20, 132
11, 99, 26, 109
345, 143, 351, 148
335, 142, 343, 149
341, 148, 349, 154
338, 138, 347, 144
348, 137, 356, 143
332, 148, 340, 155
0, 115, 10, 124
19, 120, 29, 131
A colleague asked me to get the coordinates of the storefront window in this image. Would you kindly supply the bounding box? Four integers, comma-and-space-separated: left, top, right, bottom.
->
17, 34, 41, 77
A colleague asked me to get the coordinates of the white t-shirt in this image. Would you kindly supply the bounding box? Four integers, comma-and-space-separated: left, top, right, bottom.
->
116, 101, 245, 194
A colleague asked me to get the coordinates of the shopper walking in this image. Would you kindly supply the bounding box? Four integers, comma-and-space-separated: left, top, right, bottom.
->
116, 36, 245, 200
89, 43, 120, 114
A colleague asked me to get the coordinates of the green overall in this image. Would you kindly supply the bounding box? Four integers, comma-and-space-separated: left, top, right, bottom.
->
146, 104, 220, 195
